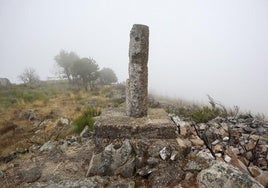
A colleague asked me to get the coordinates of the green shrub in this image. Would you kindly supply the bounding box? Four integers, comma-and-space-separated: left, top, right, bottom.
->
71, 106, 101, 133
190, 106, 222, 123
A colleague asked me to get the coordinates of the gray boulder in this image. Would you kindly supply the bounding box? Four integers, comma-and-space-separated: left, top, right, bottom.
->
16, 166, 41, 183
197, 161, 264, 188
0, 78, 11, 88
87, 139, 135, 177
39, 141, 56, 152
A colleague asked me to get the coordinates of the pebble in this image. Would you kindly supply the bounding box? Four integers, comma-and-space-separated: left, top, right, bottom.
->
224, 155, 231, 163
159, 147, 171, 160
0, 170, 4, 178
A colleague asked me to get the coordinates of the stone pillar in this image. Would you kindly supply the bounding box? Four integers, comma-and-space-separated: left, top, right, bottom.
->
126, 24, 149, 117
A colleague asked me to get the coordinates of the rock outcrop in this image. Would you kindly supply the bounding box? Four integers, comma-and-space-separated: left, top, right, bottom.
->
197, 161, 264, 188
0, 78, 11, 88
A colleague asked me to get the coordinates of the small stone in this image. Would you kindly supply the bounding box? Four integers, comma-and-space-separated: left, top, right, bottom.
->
250, 135, 260, 141
0, 170, 4, 178
169, 114, 180, 126
135, 156, 144, 168
137, 166, 156, 177
199, 123, 206, 130
248, 166, 262, 177
212, 139, 220, 145
243, 126, 254, 133
80, 126, 91, 138
215, 153, 222, 158
176, 137, 191, 148
230, 147, 240, 155
223, 137, 229, 141
224, 155, 231, 163
3, 151, 17, 163
259, 145, 267, 153
159, 147, 171, 160
57, 117, 69, 126
147, 157, 159, 166
59, 141, 68, 152
190, 138, 204, 146
245, 151, 253, 161
28, 113, 37, 121
39, 141, 55, 152
238, 157, 249, 167
66, 164, 79, 173
214, 144, 223, 152
245, 141, 255, 151
29, 145, 39, 152
196, 150, 214, 161
226, 147, 249, 174
180, 126, 187, 136
257, 158, 267, 168
16, 148, 28, 154
255, 170, 268, 187
219, 127, 227, 136
170, 151, 178, 161
184, 172, 194, 181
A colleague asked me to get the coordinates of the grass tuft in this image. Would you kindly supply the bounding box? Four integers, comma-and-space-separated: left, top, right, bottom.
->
71, 106, 101, 133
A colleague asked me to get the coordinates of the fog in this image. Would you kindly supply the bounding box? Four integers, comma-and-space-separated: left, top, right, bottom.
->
0, 0, 268, 115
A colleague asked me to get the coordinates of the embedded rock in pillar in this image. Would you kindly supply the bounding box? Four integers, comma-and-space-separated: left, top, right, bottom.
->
126, 24, 149, 118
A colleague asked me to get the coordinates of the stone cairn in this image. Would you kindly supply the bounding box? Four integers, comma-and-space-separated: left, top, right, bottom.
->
126, 24, 149, 118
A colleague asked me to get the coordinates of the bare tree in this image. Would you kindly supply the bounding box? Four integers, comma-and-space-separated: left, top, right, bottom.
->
18, 67, 40, 85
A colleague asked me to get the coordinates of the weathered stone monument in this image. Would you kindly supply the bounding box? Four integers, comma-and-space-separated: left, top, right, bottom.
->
126, 24, 149, 117
92, 24, 177, 139
87, 25, 190, 186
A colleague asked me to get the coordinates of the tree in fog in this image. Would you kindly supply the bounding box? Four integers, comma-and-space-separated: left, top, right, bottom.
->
71, 57, 99, 90
99, 67, 117, 85
54, 50, 80, 82
18, 67, 40, 85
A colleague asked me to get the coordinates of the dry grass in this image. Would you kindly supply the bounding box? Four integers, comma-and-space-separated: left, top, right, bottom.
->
0, 82, 121, 156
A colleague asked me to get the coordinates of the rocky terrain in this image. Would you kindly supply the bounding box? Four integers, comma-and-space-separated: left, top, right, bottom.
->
0, 84, 267, 187
0, 104, 267, 187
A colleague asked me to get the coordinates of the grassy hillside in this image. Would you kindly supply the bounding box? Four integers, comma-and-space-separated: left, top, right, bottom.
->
1, 81, 266, 156
0, 81, 125, 156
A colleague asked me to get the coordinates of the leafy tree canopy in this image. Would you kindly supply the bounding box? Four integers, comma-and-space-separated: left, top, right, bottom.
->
99, 67, 118, 85
54, 50, 80, 82
71, 57, 99, 90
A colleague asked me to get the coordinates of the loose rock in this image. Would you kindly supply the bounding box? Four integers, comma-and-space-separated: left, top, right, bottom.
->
197, 162, 264, 188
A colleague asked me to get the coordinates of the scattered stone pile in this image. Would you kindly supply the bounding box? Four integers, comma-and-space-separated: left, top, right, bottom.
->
170, 113, 268, 187
1, 112, 267, 187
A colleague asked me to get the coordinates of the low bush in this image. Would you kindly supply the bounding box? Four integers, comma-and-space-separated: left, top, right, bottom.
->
166, 103, 223, 123
189, 106, 222, 123
71, 106, 101, 133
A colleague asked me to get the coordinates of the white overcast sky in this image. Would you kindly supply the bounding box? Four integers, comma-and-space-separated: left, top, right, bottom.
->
0, 0, 268, 115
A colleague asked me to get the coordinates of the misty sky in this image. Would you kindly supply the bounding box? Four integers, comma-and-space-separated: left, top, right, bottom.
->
0, 0, 268, 115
